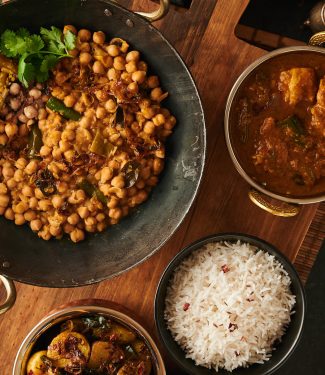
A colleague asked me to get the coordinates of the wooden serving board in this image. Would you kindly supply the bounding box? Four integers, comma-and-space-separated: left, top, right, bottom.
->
0, 0, 324, 373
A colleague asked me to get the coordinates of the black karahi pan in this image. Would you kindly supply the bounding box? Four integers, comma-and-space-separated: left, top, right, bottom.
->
0, 0, 206, 313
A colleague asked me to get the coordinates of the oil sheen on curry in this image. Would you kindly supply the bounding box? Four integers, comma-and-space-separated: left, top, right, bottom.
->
232, 52, 325, 198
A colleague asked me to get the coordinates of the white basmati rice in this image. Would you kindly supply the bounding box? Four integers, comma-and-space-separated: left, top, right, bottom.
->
164, 241, 296, 372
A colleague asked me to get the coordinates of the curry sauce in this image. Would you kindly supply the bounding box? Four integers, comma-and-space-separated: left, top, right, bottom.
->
231, 51, 325, 198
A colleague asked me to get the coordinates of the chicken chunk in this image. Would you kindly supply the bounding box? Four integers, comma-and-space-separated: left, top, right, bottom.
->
278, 68, 317, 106
310, 78, 325, 137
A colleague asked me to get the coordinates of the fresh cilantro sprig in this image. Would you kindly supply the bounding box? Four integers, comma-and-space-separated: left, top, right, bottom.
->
0, 26, 76, 87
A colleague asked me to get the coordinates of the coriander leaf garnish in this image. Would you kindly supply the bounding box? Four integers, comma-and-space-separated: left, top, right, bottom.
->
0, 26, 76, 87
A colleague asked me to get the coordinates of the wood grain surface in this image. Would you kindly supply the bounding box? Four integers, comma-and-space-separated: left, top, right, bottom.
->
0, 0, 323, 373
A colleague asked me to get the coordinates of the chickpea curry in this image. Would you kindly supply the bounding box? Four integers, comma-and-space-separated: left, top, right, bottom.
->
232, 52, 325, 197
26, 315, 153, 375
0, 26, 176, 242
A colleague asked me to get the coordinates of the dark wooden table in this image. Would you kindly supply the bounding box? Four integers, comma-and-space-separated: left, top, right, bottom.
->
0, 0, 323, 373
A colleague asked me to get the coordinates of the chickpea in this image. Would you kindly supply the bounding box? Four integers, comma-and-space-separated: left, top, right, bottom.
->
96, 106, 106, 119
70, 228, 85, 243
137, 61, 147, 72
125, 61, 137, 74
15, 214, 26, 226
0, 183, 7, 194
52, 148, 62, 160
79, 115, 92, 128
15, 158, 27, 171
38, 199, 51, 211
14, 201, 28, 214
153, 113, 166, 126
64, 24, 77, 35
93, 31, 106, 44
153, 158, 164, 175
6, 178, 16, 189
39, 145, 51, 158
67, 213, 80, 225
30, 219, 42, 231
52, 195, 64, 209
29, 88, 42, 99
107, 68, 120, 81
38, 108, 47, 120
127, 82, 138, 94
77, 206, 89, 219
93, 61, 105, 74
85, 216, 97, 226
9, 82, 21, 95
85, 224, 96, 233
0, 134, 8, 146
34, 188, 44, 200
100, 167, 113, 183
18, 123, 29, 137
4, 208, 14, 220
10, 98, 20, 111
29, 197, 38, 209
107, 196, 119, 209
59, 140, 70, 153
106, 44, 120, 57
25, 160, 38, 175
143, 121, 155, 135
136, 179, 145, 189
113, 56, 125, 71
97, 222, 106, 232
155, 148, 165, 158
147, 75, 159, 88
78, 29, 92, 42
4, 123, 18, 138
132, 70, 146, 84
126, 50, 140, 63
21, 185, 33, 197
2, 165, 14, 179
24, 210, 37, 221
0, 194, 9, 208
24, 105, 38, 119
108, 207, 122, 220
38, 227, 51, 241
105, 99, 117, 112
142, 106, 156, 119
49, 225, 61, 237
79, 52, 92, 65
96, 213, 105, 222
63, 150, 75, 162
151, 87, 163, 101
94, 89, 109, 102
64, 95, 77, 108
111, 175, 125, 188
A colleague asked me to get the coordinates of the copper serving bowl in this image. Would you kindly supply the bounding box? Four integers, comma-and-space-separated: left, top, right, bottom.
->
224, 36, 325, 217
13, 299, 166, 375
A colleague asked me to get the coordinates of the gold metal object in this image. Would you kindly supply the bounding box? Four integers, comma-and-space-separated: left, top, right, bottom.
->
309, 31, 325, 46
0, 275, 16, 315
13, 301, 166, 375
249, 189, 300, 217
112, 0, 170, 22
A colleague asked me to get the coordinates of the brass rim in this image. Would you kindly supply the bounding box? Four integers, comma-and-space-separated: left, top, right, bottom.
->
309, 31, 325, 46
249, 189, 300, 217
0, 275, 16, 315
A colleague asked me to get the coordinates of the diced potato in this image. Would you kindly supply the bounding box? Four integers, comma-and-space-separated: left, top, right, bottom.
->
88, 341, 114, 369
26, 350, 48, 375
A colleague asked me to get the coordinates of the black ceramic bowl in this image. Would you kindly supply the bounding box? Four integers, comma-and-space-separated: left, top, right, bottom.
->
155, 233, 306, 375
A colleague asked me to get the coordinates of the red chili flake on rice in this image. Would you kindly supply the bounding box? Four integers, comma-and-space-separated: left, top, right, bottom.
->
183, 303, 190, 311
221, 264, 230, 273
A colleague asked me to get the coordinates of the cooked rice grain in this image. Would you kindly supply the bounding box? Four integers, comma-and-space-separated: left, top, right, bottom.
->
164, 241, 296, 372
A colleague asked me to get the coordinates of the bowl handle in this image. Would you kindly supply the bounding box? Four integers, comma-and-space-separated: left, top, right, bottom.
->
113, 0, 170, 22
248, 189, 300, 217
0, 275, 16, 315
309, 31, 325, 46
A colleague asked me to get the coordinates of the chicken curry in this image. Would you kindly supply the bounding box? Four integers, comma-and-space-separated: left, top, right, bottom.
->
231, 51, 325, 197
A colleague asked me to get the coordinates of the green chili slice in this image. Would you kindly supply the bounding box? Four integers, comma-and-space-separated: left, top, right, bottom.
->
46, 97, 82, 121
78, 179, 108, 205
28, 123, 43, 159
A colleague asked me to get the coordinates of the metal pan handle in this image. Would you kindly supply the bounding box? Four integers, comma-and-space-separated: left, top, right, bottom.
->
309, 31, 325, 46
113, 0, 170, 22
248, 189, 300, 217
0, 275, 16, 315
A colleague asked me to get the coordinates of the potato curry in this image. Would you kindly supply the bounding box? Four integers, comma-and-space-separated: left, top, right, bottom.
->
232, 52, 325, 197
26, 315, 152, 375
